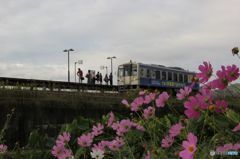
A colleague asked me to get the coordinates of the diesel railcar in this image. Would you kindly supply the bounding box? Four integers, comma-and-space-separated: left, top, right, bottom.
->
117, 61, 199, 91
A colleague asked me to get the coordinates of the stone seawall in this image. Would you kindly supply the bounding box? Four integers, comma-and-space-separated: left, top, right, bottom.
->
0, 89, 127, 146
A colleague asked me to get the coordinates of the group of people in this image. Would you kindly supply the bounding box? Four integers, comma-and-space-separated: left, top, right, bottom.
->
76, 68, 113, 85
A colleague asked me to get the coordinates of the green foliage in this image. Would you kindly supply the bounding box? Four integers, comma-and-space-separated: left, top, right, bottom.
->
226, 109, 240, 123
0, 108, 15, 143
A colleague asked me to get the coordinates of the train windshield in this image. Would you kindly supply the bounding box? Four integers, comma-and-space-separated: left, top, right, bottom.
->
118, 66, 124, 77
118, 64, 137, 77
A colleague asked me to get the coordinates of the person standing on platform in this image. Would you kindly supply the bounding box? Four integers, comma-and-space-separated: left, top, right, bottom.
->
77, 68, 83, 83
92, 72, 96, 85
96, 72, 100, 84
99, 73, 103, 85
86, 70, 91, 84
104, 74, 109, 85
109, 72, 113, 86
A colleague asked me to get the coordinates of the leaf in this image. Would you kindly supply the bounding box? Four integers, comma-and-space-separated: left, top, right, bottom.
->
226, 109, 240, 123
74, 148, 86, 158
163, 116, 171, 129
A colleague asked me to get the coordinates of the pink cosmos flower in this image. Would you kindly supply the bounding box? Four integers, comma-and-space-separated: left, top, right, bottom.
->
130, 96, 144, 112
195, 93, 209, 109
51, 144, 73, 159
225, 64, 240, 82
216, 143, 233, 153
121, 99, 129, 107
139, 90, 146, 96
184, 96, 201, 119
233, 143, 240, 150
144, 93, 156, 104
112, 119, 133, 136
150, 93, 156, 100
161, 135, 174, 148
169, 123, 184, 138
210, 66, 230, 90
115, 137, 125, 147
183, 93, 208, 119
145, 151, 151, 159
177, 86, 192, 100
223, 143, 234, 150
196, 61, 213, 83
216, 143, 240, 153
232, 123, 240, 132
155, 92, 169, 108
107, 137, 125, 151
132, 122, 145, 131
143, 106, 155, 119
144, 95, 152, 104
56, 132, 71, 146
92, 123, 104, 137
199, 87, 213, 104
107, 111, 115, 127
77, 133, 93, 147
179, 132, 197, 159
92, 140, 109, 152
117, 119, 133, 136
0, 144, 7, 153
111, 121, 120, 131
216, 146, 226, 153
215, 100, 228, 113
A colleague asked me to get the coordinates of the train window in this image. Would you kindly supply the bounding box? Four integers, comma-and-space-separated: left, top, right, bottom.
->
168, 72, 172, 81
132, 65, 138, 76
124, 65, 132, 76
179, 74, 183, 82
140, 69, 145, 77
124, 68, 129, 76
151, 70, 156, 79
118, 68, 124, 77
184, 74, 188, 83
155, 71, 160, 80
174, 73, 178, 82
188, 74, 193, 83
162, 71, 167, 80
147, 69, 151, 78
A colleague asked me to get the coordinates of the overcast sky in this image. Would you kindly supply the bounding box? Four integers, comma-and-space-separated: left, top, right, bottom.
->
0, 0, 240, 83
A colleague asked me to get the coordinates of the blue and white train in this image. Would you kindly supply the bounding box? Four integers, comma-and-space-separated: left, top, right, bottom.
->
117, 61, 199, 91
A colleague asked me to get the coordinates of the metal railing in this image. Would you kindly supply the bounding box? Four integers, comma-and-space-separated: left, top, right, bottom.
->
0, 77, 119, 93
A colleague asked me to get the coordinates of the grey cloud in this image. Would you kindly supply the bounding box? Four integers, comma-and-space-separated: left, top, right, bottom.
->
0, 0, 240, 81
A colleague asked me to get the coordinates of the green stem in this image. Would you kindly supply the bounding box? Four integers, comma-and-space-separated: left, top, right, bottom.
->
0, 108, 15, 143
125, 140, 136, 159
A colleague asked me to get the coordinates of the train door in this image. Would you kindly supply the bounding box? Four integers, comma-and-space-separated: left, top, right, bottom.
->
117, 65, 125, 85
117, 63, 138, 88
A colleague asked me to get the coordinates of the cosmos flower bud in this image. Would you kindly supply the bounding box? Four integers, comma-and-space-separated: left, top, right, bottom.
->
232, 47, 239, 55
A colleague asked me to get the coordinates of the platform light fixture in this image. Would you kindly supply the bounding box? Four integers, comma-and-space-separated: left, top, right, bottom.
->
63, 49, 74, 82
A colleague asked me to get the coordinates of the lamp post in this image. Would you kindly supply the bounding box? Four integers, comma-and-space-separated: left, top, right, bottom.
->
75, 60, 83, 83
107, 56, 116, 74
63, 49, 74, 82
107, 56, 116, 86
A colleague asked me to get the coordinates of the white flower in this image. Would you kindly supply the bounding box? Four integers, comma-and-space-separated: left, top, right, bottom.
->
90, 149, 104, 159
68, 156, 74, 159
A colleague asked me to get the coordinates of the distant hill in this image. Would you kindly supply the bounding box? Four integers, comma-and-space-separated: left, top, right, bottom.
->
214, 83, 240, 98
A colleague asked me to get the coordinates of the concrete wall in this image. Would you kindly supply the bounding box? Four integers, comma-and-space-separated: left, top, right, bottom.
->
0, 89, 128, 147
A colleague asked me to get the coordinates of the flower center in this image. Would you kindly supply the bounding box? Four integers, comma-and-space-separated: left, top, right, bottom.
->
124, 125, 129, 129
221, 78, 228, 86
208, 105, 215, 111
188, 145, 195, 153
207, 71, 212, 77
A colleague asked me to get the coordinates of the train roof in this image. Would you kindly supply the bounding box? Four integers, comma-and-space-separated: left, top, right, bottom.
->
140, 63, 196, 73
119, 62, 195, 74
